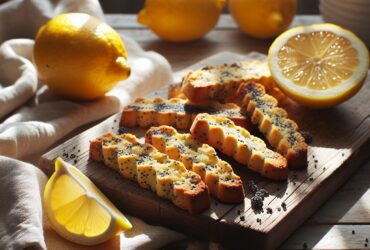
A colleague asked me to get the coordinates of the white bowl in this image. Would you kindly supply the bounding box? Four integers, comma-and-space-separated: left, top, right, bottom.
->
320, 0, 370, 47
320, 0, 370, 23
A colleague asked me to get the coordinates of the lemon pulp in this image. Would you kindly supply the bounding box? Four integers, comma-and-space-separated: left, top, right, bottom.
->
44, 157, 132, 245
278, 31, 360, 90
268, 24, 369, 108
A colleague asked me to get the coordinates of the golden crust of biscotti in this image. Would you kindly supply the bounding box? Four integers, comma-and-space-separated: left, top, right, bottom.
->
236, 82, 308, 169
145, 125, 245, 203
168, 83, 187, 99
190, 114, 288, 180
181, 61, 281, 103
89, 131, 115, 162
120, 97, 251, 130
89, 132, 211, 214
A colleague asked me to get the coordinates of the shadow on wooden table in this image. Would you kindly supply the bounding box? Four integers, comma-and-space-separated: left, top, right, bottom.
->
280, 159, 370, 249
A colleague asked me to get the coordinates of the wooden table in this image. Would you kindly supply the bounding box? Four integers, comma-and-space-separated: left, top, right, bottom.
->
104, 14, 370, 249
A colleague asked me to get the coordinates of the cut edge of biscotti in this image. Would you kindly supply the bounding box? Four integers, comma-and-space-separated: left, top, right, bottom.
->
236, 81, 308, 169
190, 114, 288, 181
145, 125, 245, 203
89, 132, 211, 214
181, 60, 281, 103
120, 97, 251, 130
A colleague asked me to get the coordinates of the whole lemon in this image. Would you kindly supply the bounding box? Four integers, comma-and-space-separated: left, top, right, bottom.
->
33, 13, 130, 100
229, 0, 297, 39
138, 0, 226, 42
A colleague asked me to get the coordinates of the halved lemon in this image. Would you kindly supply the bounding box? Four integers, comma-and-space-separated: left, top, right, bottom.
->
44, 157, 132, 245
268, 23, 369, 108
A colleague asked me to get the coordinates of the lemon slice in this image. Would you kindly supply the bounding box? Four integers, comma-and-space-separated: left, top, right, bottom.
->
268, 23, 369, 108
44, 157, 132, 245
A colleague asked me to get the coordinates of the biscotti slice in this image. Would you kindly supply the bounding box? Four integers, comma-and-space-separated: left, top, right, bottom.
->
190, 114, 288, 180
145, 126, 245, 203
181, 60, 278, 103
236, 82, 308, 169
120, 97, 251, 130
90, 132, 211, 214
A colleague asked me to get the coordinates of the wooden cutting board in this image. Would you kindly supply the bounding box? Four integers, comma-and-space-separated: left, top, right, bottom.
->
39, 52, 370, 250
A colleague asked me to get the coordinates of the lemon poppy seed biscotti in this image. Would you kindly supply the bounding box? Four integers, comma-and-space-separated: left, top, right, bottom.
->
145, 126, 245, 203
190, 113, 288, 180
236, 82, 308, 169
89, 132, 211, 214
120, 97, 251, 130
181, 60, 285, 103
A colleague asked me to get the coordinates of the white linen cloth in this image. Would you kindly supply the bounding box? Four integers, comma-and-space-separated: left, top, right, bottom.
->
0, 0, 190, 249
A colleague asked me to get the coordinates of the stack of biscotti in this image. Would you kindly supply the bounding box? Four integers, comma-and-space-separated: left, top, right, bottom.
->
121, 97, 251, 130
179, 61, 308, 169
89, 132, 211, 214
145, 125, 245, 202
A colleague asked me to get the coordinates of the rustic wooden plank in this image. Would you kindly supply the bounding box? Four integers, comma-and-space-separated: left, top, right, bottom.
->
280, 225, 370, 250
39, 52, 370, 250
306, 160, 370, 224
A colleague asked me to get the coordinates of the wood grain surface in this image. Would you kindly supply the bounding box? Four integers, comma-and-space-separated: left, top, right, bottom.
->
39, 51, 370, 250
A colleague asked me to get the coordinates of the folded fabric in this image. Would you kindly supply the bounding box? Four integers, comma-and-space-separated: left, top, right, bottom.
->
0, 1, 172, 158
0, 37, 172, 158
0, 156, 48, 250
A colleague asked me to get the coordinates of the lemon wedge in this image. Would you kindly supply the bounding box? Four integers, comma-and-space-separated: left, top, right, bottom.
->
268, 23, 369, 108
44, 157, 132, 245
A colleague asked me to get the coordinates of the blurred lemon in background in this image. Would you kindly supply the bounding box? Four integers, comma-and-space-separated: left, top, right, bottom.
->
33, 13, 130, 100
229, 0, 297, 39
268, 23, 369, 108
138, 0, 226, 42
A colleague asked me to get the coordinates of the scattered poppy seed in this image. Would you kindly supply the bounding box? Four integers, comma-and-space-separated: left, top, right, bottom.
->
70, 154, 76, 159
309, 177, 314, 182
352, 230, 355, 235
240, 215, 245, 221
342, 153, 345, 157
365, 243, 367, 247
300, 130, 313, 144
303, 242, 307, 249
366, 238, 368, 243
277, 207, 281, 212
281, 202, 287, 211
315, 160, 318, 163
237, 210, 241, 215
247, 180, 258, 194
251, 196, 263, 210
266, 207, 273, 214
